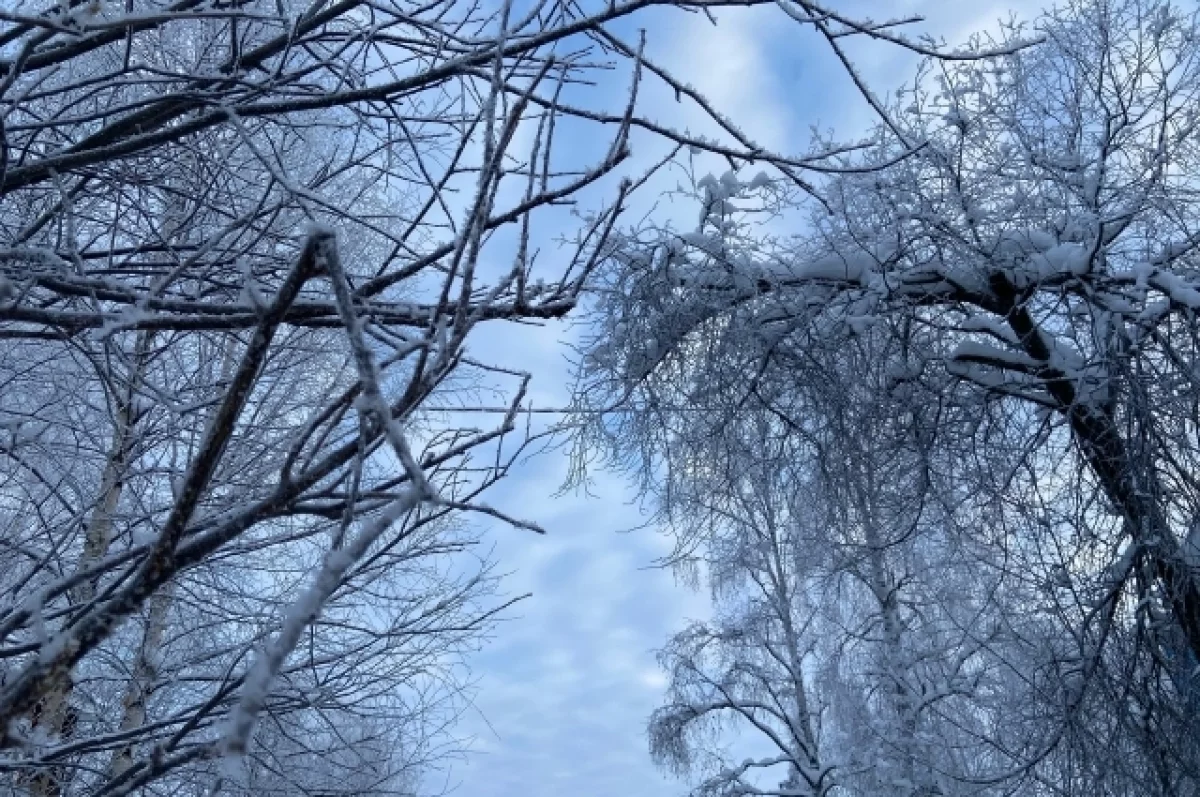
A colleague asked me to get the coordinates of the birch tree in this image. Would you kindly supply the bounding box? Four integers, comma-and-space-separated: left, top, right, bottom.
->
626, 326, 1043, 796
0, 0, 648, 792
578, 0, 1200, 792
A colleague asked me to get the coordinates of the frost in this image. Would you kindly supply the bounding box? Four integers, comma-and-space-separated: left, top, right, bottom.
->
97, 305, 151, 339
719, 170, 741, 195
943, 108, 968, 129
223, 489, 422, 758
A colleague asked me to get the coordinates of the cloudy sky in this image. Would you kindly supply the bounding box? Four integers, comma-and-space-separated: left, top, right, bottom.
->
451, 2, 1046, 795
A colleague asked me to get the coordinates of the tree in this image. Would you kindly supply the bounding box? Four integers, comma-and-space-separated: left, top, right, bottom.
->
645, 423, 838, 797
578, 0, 1200, 793
618, 323, 1046, 796
0, 0, 645, 792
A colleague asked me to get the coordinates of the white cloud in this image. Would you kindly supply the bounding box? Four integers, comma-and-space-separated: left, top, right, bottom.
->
656, 6, 793, 153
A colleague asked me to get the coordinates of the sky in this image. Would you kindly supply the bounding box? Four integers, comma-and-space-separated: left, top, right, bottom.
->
449, 2, 1047, 795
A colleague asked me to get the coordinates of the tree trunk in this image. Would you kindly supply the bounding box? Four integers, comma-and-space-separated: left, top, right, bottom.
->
105, 332, 235, 779
106, 582, 173, 779
25, 333, 153, 796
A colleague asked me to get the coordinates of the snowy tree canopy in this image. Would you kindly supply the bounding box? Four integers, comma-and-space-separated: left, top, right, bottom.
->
577, 0, 1200, 794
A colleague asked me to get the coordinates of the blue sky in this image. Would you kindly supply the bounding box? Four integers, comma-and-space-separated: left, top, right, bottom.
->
450, 3, 1047, 795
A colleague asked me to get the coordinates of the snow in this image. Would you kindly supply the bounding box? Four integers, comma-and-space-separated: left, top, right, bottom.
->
847, 315, 878, 335
951, 341, 1039, 371
1150, 270, 1200, 309
0, 246, 72, 271
1046, 338, 1086, 372
680, 232, 724, 254
958, 314, 1018, 344
239, 260, 269, 310
25, 590, 48, 662
1028, 243, 1091, 278
995, 229, 1057, 258
97, 305, 151, 339
936, 262, 991, 296
1185, 524, 1200, 570
994, 230, 1093, 285
791, 248, 888, 284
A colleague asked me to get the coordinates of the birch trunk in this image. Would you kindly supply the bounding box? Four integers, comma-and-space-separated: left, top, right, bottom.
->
26, 333, 154, 797
105, 333, 237, 779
